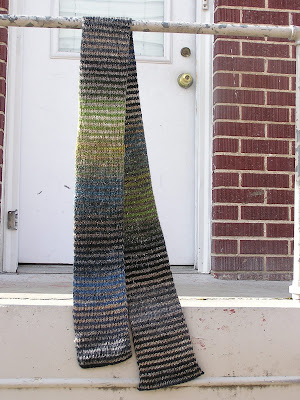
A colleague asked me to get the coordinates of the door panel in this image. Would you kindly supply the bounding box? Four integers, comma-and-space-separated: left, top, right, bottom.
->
18, 0, 197, 265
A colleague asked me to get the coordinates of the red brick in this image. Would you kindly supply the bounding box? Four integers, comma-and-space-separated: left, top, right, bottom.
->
267, 59, 296, 75
267, 92, 295, 107
213, 137, 239, 153
267, 37, 291, 43
0, 1, 8, 10
266, 257, 293, 271
292, 45, 296, 59
214, 40, 240, 57
214, 105, 239, 120
212, 205, 239, 220
213, 222, 264, 237
214, 8, 240, 23
292, 174, 295, 189
213, 72, 239, 88
213, 172, 239, 187
292, 77, 296, 91
215, 0, 264, 6
212, 239, 238, 254
267, 190, 294, 204
214, 121, 265, 137
291, 206, 294, 221
261, 272, 293, 281
0, 44, 6, 62
241, 206, 289, 220
214, 57, 264, 73
242, 10, 289, 25
242, 173, 289, 188
213, 271, 293, 280
240, 240, 288, 254
269, 0, 300, 11
0, 27, 7, 43
0, 95, 4, 113
291, 108, 295, 123
292, 13, 300, 26
242, 42, 289, 58
267, 157, 295, 172
213, 155, 264, 170
266, 223, 294, 238
291, 241, 294, 255
211, 256, 264, 271
241, 74, 289, 90
0, 78, 5, 95
0, 62, 6, 79
0, 148, 2, 164
0, 130, 3, 146
0, 114, 4, 131
267, 124, 295, 139
211, 272, 248, 279
241, 107, 289, 123
292, 141, 295, 155
214, 88, 264, 105
213, 188, 264, 203
241, 139, 289, 155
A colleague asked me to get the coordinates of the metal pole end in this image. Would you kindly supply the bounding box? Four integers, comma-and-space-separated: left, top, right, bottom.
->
290, 25, 300, 44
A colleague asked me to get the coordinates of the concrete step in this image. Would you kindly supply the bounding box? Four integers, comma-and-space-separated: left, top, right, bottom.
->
0, 290, 300, 399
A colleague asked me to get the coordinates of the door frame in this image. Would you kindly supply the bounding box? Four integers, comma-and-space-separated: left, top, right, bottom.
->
194, 2, 213, 273
1, 0, 24, 273
1, 1, 213, 273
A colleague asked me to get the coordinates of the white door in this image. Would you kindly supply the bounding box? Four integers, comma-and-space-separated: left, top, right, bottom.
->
5, 0, 212, 268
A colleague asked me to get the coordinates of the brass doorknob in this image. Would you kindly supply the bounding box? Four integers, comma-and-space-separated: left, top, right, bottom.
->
178, 73, 193, 89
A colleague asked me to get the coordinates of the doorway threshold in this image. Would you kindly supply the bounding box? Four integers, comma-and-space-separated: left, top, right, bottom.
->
17, 264, 197, 274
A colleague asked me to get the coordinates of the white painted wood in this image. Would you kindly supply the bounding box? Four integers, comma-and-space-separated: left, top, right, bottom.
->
1, 0, 24, 272
194, 2, 213, 272
10, 0, 208, 266
0, 300, 300, 398
1, 376, 300, 388
1, 386, 300, 400
290, 38, 300, 302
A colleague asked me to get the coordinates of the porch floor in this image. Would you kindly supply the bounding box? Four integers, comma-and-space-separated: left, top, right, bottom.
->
0, 265, 292, 299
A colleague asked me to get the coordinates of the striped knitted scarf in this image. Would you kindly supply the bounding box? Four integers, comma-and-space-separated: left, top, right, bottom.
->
73, 16, 203, 391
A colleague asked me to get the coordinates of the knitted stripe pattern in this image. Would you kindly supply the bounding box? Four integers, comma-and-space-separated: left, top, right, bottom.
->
73, 17, 203, 391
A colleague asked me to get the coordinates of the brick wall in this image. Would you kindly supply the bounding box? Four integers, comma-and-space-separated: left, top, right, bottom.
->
212, 0, 297, 280
0, 0, 8, 219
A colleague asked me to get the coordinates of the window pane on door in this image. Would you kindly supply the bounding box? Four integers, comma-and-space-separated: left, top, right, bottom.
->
59, 0, 165, 57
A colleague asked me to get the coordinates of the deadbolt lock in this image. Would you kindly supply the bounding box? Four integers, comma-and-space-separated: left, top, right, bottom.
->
180, 47, 191, 57
177, 73, 193, 89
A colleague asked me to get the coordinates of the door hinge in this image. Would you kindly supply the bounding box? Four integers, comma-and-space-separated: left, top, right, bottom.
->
203, 0, 208, 10
7, 210, 18, 230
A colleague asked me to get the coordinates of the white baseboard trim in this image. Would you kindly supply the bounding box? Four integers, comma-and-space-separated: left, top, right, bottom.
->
1, 376, 300, 389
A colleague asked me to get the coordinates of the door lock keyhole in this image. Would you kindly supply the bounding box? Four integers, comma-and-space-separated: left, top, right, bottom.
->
177, 73, 193, 89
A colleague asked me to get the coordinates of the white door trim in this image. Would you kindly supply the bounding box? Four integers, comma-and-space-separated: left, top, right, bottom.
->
1, 0, 24, 272
194, 2, 213, 273
1, 1, 213, 273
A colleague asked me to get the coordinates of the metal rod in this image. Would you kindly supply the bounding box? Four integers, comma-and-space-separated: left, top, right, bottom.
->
0, 14, 299, 39
3, 13, 300, 300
